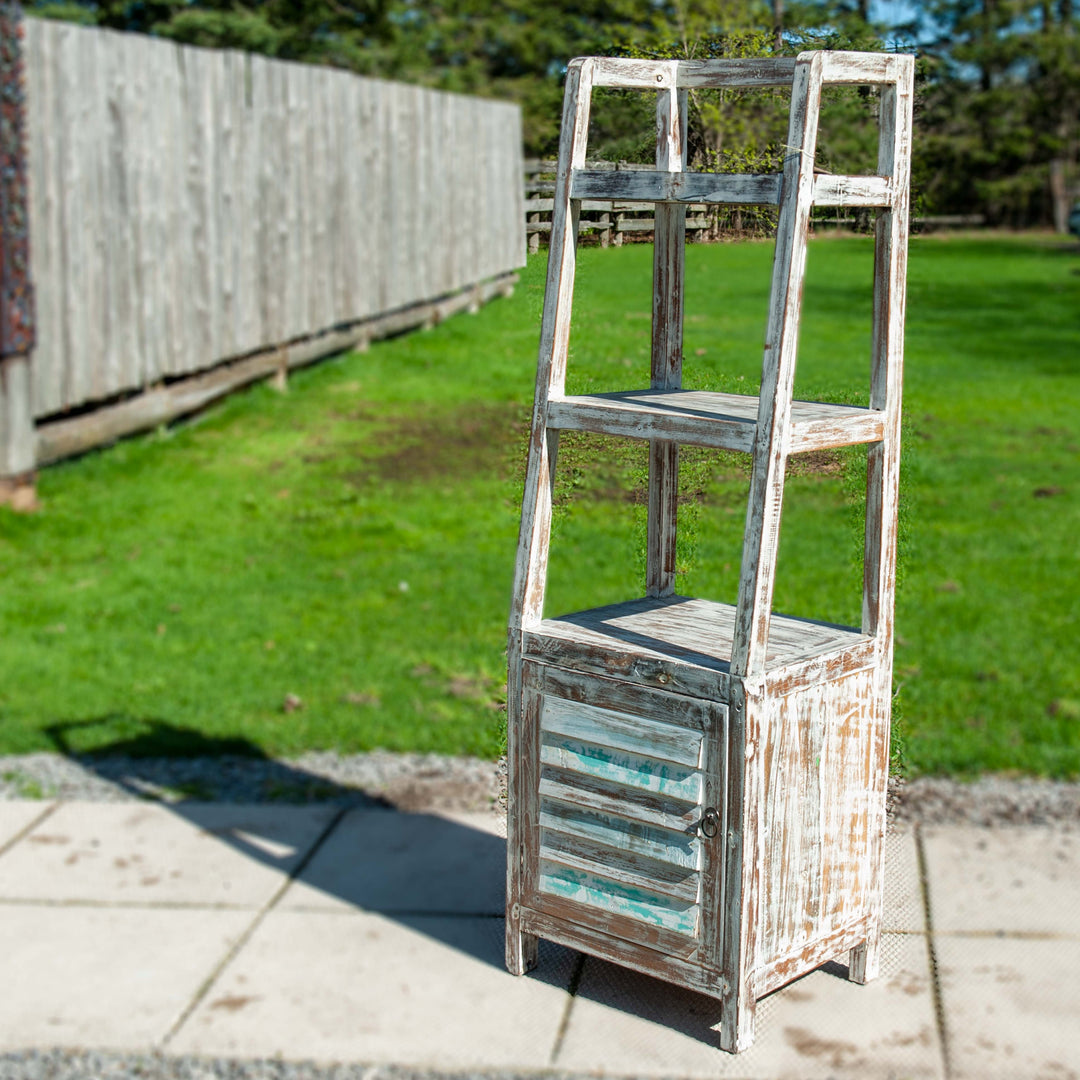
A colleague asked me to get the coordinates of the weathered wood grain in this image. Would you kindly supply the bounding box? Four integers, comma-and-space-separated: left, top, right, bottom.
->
34, 273, 516, 465
720, 682, 760, 1053
853, 54, 915, 985
539, 767, 700, 832
541, 695, 703, 767
507, 50, 912, 1055
757, 914, 872, 997
527, 661, 716, 730
758, 669, 878, 967
538, 857, 700, 935
547, 389, 884, 452
522, 905, 728, 998
588, 55, 797, 89
540, 738, 704, 804
509, 58, 594, 630
813, 174, 893, 207
572, 169, 782, 205
0, 356, 35, 477
540, 825, 700, 903
731, 51, 825, 680
505, 653, 540, 976
570, 169, 888, 208
819, 51, 904, 85
539, 798, 702, 871
21, 17, 525, 433
647, 76, 685, 600
529, 596, 863, 675
530, 889, 700, 959
697, 701, 729, 975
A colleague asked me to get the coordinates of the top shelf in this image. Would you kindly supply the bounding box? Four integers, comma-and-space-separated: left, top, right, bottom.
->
548, 389, 883, 453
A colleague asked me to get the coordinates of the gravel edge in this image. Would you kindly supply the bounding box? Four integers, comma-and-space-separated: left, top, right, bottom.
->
0, 1051, 588, 1080
1, 751, 1077, 827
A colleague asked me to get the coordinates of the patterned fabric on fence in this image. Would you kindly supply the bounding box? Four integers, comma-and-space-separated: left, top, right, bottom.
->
0, 0, 34, 358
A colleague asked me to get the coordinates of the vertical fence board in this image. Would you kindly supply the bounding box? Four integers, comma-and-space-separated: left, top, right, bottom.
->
22, 19, 524, 423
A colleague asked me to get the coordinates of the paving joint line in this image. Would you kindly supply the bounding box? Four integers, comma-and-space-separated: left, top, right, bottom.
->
548, 952, 586, 1067
277, 905, 506, 918
915, 822, 952, 1079
158, 802, 351, 1050
0, 896, 263, 910
0, 800, 59, 860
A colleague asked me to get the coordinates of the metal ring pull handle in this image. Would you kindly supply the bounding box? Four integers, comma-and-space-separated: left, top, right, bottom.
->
698, 807, 720, 839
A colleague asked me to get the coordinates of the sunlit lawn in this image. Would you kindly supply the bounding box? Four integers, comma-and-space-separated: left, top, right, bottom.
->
0, 233, 1077, 776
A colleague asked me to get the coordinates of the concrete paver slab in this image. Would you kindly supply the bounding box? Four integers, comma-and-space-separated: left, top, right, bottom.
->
923, 827, 1080, 934
936, 934, 1080, 1079
279, 808, 505, 915
0, 903, 253, 1050
0, 802, 338, 907
555, 932, 942, 1078
0, 801, 53, 851
884, 827, 925, 932
171, 912, 576, 1068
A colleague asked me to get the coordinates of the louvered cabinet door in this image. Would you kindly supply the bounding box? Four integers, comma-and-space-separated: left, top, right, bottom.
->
520, 664, 728, 969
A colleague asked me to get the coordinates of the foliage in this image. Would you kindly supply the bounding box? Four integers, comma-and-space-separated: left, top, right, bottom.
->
912, 0, 1080, 226
24, 0, 1080, 224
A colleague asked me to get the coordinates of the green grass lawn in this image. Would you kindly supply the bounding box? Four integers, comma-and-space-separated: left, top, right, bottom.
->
0, 233, 1077, 776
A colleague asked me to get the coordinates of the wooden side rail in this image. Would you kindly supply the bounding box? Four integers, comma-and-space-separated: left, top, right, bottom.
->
571, 170, 894, 208
588, 52, 910, 91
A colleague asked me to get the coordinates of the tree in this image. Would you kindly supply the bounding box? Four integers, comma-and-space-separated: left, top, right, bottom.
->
913, 0, 1080, 227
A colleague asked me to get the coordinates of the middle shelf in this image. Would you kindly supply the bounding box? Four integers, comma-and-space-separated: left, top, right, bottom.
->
547, 389, 883, 453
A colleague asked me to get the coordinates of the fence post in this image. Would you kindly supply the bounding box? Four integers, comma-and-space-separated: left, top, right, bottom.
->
0, 0, 36, 508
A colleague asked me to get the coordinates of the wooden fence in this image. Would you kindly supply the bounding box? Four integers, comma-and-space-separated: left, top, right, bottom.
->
6, 18, 524, 476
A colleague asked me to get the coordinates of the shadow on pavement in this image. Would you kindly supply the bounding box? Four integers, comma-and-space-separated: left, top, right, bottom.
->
35, 718, 562, 979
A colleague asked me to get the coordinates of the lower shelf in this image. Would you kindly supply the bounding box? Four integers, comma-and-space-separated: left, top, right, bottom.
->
522, 595, 870, 698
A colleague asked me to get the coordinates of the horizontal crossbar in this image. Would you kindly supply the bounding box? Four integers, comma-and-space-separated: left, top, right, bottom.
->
591, 57, 797, 89
587, 52, 912, 90
570, 169, 894, 208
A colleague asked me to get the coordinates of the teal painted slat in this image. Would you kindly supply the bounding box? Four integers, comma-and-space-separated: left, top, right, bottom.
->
540, 735, 703, 803
539, 859, 700, 936
541, 696, 703, 767
539, 801, 702, 871
540, 826, 700, 903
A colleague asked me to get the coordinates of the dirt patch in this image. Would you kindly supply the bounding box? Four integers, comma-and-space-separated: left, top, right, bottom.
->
349, 402, 528, 487
788, 449, 845, 476
784, 1026, 865, 1069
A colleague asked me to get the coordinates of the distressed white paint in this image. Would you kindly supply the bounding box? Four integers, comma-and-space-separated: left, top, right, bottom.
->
506, 50, 914, 1058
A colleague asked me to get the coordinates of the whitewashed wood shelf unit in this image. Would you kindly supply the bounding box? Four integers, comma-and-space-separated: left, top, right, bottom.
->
506, 50, 913, 1053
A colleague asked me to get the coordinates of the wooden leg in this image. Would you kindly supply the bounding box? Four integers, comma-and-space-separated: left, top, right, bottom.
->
849, 929, 881, 984
506, 918, 539, 975
720, 977, 756, 1053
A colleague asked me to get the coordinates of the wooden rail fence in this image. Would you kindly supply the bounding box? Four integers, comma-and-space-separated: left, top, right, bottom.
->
1, 18, 525, 486
524, 159, 713, 252
524, 160, 987, 250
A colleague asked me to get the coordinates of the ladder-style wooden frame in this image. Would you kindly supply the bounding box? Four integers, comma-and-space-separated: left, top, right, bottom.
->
506, 50, 914, 1053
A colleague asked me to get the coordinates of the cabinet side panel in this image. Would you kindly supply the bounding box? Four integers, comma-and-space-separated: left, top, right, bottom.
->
759, 667, 882, 969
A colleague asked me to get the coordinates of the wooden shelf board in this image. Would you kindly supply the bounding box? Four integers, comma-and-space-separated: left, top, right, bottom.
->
548, 389, 884, 453
526, 596, 867, 683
